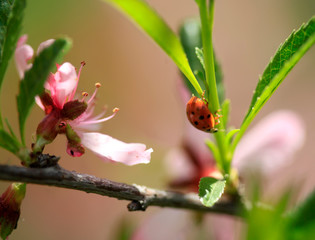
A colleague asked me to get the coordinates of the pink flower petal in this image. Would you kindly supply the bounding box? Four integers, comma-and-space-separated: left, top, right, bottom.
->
233, 110, 305, 176
17, 34, 28, 48
36, 39, 55, 55
165, 123, 214, 182
165, 148, 197, 181
45, 62, 78, 108
185, 123, 214, 168
15, 35, 34, 79
54, 62, 77, 94
80, 132, 153, 165
35, 96, 45, 111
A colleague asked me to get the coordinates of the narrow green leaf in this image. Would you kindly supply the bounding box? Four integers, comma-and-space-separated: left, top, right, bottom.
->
199, 177, 225, 207
246, 190, 292, 240
214, 51, 225, 104
179, 18, 224, 103
180, 19, 205, 96
0, 0, 25, 88
221, 99, 230, 130
195, 47, 205, 69
17, 38, 71, 143
233, 17, 315, 152
102, 0, 203, 96
225, 129, 240, 145
0, 0, 26, 128
194, 47, 208, 91
0, 129, 20, 154
205, 139, 221, 170
286, 189, 315, 239
5, 118, 18, 141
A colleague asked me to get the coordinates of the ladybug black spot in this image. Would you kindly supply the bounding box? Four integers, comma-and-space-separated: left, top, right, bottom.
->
191, 111, 195, 115
196, 107, 200, 111
199, 115, 204, 120
70, 150, 74, 156
194, 121, 199, 125
207, 114, 211, 118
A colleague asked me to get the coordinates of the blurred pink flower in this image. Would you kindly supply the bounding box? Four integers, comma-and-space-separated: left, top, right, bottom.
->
132, 110, 305, 239
167, 110, 305, 188
15, 35, 54, 79
15, 35, 153, 165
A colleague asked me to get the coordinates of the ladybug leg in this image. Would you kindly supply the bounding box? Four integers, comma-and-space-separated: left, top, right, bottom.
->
201, 91, 209, 104
214, 109, 223, 126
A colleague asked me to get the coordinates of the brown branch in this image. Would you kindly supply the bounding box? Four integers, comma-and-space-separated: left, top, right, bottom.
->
0, 164, 243, 216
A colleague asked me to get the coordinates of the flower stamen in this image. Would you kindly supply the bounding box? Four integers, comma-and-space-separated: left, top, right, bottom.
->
88, 82, 101, 104
81, 92, 88, 102
78, 108, 119, 125
69, 61, 86, 101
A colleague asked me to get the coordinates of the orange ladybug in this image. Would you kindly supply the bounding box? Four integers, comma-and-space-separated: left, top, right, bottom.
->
186, 96, 221, 133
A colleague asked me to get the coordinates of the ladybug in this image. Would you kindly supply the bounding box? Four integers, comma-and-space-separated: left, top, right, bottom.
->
186, 96, 221, 133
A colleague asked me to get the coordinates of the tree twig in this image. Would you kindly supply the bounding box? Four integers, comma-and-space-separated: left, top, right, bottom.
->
0, 164, 243, 216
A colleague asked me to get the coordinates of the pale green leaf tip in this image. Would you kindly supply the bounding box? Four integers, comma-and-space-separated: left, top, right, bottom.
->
57, 36, 72, 50
199, 177, 226, 207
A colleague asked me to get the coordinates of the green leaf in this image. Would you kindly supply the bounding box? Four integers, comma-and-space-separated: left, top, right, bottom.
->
17, 38, 72, 143
246, 199, 289, 240
102, 0, 203, 96
214, 51, 224, 104
199, 177, 225, 207
225, 129, 240, 146
179, 19, 205, 97
0, 129, 20, 154
205, 139, 221, 171
232, 17, 315, 152
245, 188, 292, 240
0, 0, 25, 88
179, 18, 224, 103
286, 189, 315, 240
195, 47, 205, 69
221, 99, 230, 130
0, 0, 26, 128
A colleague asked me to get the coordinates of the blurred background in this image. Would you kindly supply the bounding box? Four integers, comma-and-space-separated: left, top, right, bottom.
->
0, 0, 314, 239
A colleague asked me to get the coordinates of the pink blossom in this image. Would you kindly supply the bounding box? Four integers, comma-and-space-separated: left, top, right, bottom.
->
44, 62, 78, 109
166, 123, 219, 190
15, 35, 153, 165
132, 110, 305, 239
14, 35, 33, 79
167, 110, 305, 186
33, 60, 152, 165
233, 110, 305, 176
80, 133, 152, 165
15, 35, 54, 79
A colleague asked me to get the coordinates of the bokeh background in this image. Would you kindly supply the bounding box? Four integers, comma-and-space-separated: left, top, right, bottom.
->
0, 0, 314, 239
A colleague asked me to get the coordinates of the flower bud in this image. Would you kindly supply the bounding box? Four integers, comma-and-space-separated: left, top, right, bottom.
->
0, 183, 26, 239
36, 110, 61, 144
65, 124, 85, 157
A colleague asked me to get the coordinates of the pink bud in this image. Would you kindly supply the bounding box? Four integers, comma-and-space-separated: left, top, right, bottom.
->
0, 183, 26, 239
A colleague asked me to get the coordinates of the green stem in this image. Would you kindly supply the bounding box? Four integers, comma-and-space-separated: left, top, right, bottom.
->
199, 0, 229, 174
